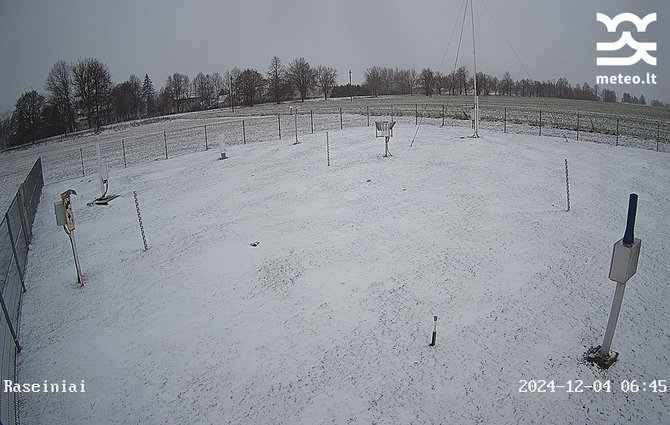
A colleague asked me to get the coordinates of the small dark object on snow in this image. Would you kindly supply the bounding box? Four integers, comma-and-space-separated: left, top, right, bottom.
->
250, 241, 260, 247
87, 194, 120, 206
585, 345, 618, 369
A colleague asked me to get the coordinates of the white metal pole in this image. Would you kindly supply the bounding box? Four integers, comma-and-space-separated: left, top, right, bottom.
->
598, 282, 626, 356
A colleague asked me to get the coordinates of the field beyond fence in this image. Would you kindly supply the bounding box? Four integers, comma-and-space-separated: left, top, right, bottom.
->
0, 96, 668, 213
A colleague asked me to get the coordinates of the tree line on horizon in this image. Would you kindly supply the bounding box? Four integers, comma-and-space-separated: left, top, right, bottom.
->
1, 56, 667, 148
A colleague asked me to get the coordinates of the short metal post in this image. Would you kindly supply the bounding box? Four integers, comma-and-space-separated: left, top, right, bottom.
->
133, 191, 148, 251
80, 147, 85, 176
539, 110, 542, 136
415, 103, 418, 125
242, 120, 246, 144
122, 140, 127, 168
616, 118, 619, 145
163, 131, 168, 159
326, 131, 330, 166
278, 114, 281, 140
294, 111, 299, 145
504, 107, 507, 133
339, 107, 343, 130
576, 113, 579, 140
310, 110, 314, 134
367, 106, 370, 127
442, 105, 445, 127
204, 125, 208, 150
564, 159, 570, 212
391, 105, 394, 123
430, 315, 437, 346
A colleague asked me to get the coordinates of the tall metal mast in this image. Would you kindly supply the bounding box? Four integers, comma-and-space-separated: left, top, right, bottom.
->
470, 0, 480, 137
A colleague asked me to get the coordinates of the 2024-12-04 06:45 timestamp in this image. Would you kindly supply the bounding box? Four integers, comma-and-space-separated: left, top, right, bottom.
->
519, 379, 668, 393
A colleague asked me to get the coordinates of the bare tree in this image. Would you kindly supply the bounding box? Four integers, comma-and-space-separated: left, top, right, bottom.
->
364, 67, 383, 97
128, 74, 142, 118
455, 66, 470, 95
111, 82, 134, 121
72, 57, 113, 130
287, 57, 316, 102
210, 72, 224, 105
407, 69, 419, 96
9, 90, 47, 146
380, 68, 395, 95
224, 67, 241, 107
315, 65, 337, 100
501, 71, 514, 96
45, 59, 75, 134
420, 68, 435, 97
236, 69, 266, 106
193, 72, 215, 109
267, 56, 287, 104
164, 72, 190, 113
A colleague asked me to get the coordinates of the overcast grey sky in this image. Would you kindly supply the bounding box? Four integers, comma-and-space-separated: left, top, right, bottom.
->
0, 0, 667, 112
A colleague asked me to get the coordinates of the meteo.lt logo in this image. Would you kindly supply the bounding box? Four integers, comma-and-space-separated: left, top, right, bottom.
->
596, 13, 656, 66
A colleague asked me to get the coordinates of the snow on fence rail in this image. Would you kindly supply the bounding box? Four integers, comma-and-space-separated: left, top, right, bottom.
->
18, 105, 670, 184
0, 157, 43, 425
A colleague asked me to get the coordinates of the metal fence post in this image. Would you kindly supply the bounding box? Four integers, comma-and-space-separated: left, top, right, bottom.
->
367, 106, 370, 127
122, 139, 127, 167
278, 114, 281, 140
504, 107, 507, 133
204, 125, 208, 150
340, 107, 343, 130
164, 131, 168, 159
16, 188, 30, 249
0, 292, 21, 352
442, 105, 445, 127
616, 118, 619, 145
243, 120, 246, 144
5, 212, 26, 292
326, 131, 330, 166
80, 147, 85, 177
415, 103, 418, 125
539, 110, 542, 136
577, 113, 580, 141
311, 110, 314, 134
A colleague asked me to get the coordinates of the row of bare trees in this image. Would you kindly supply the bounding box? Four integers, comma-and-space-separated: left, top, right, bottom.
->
3, 56, 667, 148
1, 55, 341, 147
362, 66, 611, 102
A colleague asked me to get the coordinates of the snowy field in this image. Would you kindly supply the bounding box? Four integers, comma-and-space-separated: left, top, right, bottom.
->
15, 123, 670, 423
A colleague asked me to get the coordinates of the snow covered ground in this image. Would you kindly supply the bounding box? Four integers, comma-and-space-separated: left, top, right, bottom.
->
16, 123, 670, 423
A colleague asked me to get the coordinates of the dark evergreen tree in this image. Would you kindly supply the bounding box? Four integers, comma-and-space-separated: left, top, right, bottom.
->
141, 74, 157, 117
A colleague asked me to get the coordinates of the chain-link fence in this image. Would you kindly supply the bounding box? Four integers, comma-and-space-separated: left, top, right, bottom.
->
20, 104, 670, 185
0, 158, 43, 425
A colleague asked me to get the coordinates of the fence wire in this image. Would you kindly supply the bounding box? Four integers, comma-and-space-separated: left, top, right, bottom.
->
0, 157, 43, 425
23, 105, 670, 184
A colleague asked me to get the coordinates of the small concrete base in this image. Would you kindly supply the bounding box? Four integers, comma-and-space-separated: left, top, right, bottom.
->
585, 345, 619, 369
